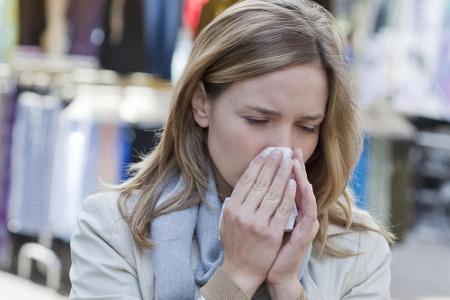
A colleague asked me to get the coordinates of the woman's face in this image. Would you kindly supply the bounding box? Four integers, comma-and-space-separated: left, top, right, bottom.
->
192, 63, 328, 199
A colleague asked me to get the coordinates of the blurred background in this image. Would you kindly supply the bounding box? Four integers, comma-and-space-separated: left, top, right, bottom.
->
0, 0, 449, 299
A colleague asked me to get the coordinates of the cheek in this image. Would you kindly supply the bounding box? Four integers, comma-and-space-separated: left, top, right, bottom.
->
298, 134, 320, 162
226, 139, 263, 187
208, 120, 260, 185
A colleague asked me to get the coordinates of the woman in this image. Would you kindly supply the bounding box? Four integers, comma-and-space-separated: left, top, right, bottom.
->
69, 0, 393, 299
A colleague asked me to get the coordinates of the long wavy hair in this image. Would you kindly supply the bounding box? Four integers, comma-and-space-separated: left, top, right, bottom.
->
111, 0, 393, 257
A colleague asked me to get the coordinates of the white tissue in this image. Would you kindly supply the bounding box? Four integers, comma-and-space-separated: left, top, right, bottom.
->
218, 147, 299, 240
265, 146, 293, 157
264, 147, 295, 180
257, 147, 298, 231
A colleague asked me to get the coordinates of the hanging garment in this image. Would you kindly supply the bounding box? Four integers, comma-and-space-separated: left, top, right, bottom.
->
112, 122, 162, 180
48, 116, 101, 241
41, 0, 69, 54
119, 86, 172, 179
196, 0, 238, 36
118, 126, 132, 182
349, 135, 370, 209
99, 0, 146, 74
67, 0, 106, 56
129, 126, 161, 163
171, 27, 194, 85
142, 0, 183, 80
0, 0, 18, 62
0, 72, 16, 263
18, 0, 46, 46
7, 92, 62, 237
435, 2, 450, 109
182, 0, 208, 35
48, 85, 127, 241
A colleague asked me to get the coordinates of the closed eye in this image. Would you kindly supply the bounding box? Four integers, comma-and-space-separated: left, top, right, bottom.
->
302, 125, 319, 133
245, 117, 268, 125
245, 117, 319, 133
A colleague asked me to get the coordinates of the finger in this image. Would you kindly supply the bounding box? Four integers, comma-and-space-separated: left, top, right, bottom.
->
292, 159, 306, 207
298, 183, 318, 220
293, 148, 308, 186
291, 184, 319, 245
256, 156, 293, 220
242, 148, 283, 210
292, 150, 309, 207
268, 178, 296, 233
229, 147, 273, 205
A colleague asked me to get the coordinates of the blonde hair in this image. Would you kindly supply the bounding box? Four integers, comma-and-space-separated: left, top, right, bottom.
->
111, 0, 393, 257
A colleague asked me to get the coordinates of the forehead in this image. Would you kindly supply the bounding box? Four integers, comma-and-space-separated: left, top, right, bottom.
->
221, 63, 328, 115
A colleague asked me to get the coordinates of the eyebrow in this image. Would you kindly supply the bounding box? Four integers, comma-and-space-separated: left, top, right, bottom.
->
242, 105, 324, 121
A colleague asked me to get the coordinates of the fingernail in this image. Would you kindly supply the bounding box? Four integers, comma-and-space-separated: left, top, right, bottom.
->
260, 148, 272, 158
281, 153, 291, 168
271, 148, 282, 158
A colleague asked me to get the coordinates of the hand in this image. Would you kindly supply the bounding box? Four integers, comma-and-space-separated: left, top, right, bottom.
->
220, 148, 297, 298
266, 148, 319, 287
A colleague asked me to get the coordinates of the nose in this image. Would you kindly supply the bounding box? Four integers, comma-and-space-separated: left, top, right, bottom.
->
270, 125, 294, 151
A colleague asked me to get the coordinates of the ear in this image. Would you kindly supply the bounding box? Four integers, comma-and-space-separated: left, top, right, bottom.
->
191, 81, 210, 128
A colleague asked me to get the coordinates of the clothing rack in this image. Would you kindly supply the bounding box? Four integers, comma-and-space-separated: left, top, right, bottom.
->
0, 56, 174, 293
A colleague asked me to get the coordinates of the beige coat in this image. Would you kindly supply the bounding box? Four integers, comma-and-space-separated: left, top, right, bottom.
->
69, 191, 391, 300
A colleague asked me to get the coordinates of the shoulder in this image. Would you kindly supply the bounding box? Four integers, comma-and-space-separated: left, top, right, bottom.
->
326, 206, 379, 236
79, 190, 139, 218
73, 190, 141, 263
325, 207, 390, 270
306, 208, 391, 299
78, 190, 141, 231
70, 191, 150, 298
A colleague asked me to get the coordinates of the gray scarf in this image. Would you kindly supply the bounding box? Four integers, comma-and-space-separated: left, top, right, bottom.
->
151, 163, 311, 299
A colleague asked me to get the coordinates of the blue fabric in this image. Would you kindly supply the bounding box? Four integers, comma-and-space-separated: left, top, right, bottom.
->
350, 134, 370, 209
48, 116, 100, 241
7, 92, 62, 236
0, 79, 16, 261
118, 126, 132, 182
142, 0, 183, 80
49, 117, 130, 241
435, 0, 450, 105
151, 163, 312, 299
